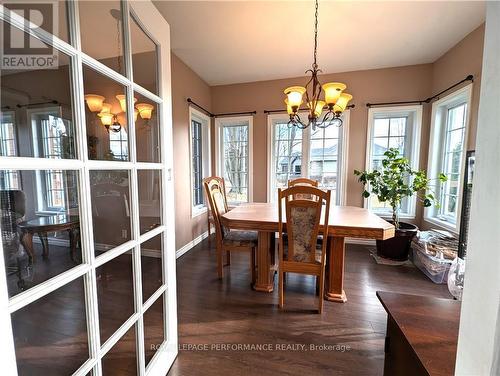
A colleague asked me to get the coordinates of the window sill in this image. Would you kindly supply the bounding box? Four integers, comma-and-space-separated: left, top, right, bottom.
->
424, 216, 458, 234
35, 210, 64, 217
191, 206, 208, 219
372, 212, 416, 221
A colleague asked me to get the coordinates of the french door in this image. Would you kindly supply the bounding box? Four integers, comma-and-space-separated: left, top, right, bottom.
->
0, 1, 177, 375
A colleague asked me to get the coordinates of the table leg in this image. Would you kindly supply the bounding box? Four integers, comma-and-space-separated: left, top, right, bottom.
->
253, 231, 274, 292
325, 235, 347, 303
39, 232, 49, 259
20, 231, 34, 264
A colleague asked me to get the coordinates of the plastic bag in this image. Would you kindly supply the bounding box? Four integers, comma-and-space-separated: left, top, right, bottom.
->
447, 257, 466, 300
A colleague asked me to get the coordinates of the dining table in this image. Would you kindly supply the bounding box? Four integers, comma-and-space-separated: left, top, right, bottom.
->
221, 203, 395, 303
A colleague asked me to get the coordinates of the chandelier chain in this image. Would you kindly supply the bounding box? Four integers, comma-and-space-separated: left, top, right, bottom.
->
313, 0, 319, 69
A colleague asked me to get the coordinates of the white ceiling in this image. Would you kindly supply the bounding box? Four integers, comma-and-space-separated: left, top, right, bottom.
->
154, 0, 485, 86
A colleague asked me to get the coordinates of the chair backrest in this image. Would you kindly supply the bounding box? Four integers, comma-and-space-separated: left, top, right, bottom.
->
0, 190, 26, 218
287, 178, 319, 188
203, 177, 229, 242
278, 185, 331, 264
287, 178, 319, 200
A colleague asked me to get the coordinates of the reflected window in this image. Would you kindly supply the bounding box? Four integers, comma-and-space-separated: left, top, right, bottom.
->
138, 170, 161, 234
0, 112, 20, 189
135, 92, 159, 163
109, 127, 128, 161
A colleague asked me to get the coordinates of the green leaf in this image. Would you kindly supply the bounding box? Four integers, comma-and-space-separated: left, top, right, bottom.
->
362, 190, 371, 198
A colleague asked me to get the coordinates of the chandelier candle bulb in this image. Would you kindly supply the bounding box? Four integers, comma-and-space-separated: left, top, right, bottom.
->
335, 93, 353, 112
309, 100, 326, 118
284, 99, 294, 115
97, 111, 114, 126
322, 82, 347, 106
284, 86, 306, 110
101, 103, 112, 113
84, 94, 105, 112
116, 94, 137, 113
136, 103, 154, 120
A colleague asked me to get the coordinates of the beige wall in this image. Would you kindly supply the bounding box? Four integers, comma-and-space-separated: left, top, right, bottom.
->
211, 65, 434, 207
171, 53, 212, 250
171, 25, 485, 248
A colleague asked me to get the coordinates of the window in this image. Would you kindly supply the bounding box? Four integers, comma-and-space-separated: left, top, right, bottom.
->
426, 85, 472, 231
190, 108, 211, 216
0, 112, 20, 189
109, 128, 129, 161
215, 116, 253, 204
267, 112, 349, 203
30, 109, 73, 212
365, 105, 422, 218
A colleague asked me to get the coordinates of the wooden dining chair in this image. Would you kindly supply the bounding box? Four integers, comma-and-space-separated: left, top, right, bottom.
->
287, 177, 319, 188
277, 185, 331, 313
203, 177, 256, 282
204, 177, 228, 249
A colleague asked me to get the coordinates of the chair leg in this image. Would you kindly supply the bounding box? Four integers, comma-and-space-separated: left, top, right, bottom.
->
318, 273, 325, 314
217, 246, 223, 279
279, 271, 284, 309
315, 277, 320, 296
226, 251, 231, 266
251, 248, 256, 284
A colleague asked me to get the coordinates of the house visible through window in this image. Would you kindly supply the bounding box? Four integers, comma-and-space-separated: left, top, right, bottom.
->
268, 112, 349, 204
0, 111, 20, 190
215, 116, 253, 204
426, 85, 471, 231
190, 108, 211, 216
366, 105, 422, 218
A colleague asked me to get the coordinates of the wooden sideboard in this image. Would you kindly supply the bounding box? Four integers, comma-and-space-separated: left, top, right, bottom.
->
377, 291, 460, 376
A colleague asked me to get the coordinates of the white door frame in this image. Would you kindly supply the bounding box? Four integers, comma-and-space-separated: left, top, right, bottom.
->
0, 1, 177, 375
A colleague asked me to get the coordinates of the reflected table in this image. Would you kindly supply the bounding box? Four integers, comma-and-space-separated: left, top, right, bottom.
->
18, 215, 80, 263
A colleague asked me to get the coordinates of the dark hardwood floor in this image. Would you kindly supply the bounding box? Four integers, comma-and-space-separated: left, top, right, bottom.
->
169, 239, 450, 376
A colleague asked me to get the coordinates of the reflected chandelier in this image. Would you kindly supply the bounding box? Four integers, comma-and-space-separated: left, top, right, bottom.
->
283, 0, 352, 130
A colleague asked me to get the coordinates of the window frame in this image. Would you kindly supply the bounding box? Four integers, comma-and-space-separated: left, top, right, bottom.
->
189, 107, 211, 217
365, 105, 423, 219
425, 84, 473, 233
266, 111, 350, 204
214, 115, 254, 205
0, 111, 20, 190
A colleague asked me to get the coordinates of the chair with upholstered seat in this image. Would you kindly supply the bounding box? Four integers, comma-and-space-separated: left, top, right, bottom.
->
277, 185, 331, 313
203, 177, 256, 282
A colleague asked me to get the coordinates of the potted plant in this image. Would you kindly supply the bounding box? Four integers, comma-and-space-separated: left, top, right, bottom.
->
354, 148, 446, 261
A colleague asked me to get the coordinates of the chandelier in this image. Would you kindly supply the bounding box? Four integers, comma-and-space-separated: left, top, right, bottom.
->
283, 0, 352, 129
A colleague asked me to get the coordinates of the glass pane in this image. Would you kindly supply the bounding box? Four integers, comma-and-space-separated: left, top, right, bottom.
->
138, 170, 162, 234
79, 1, 125, 76
1, 170, 82, 298
130, 14, 158, 94
223, 125, 249, 203
96, 253, 134, 343
135, 92, 160, 162
447, 104, 466, 130
0, 23, 76, 159
144, 295, 165, 368
83, 65, 130, 161
12, 277, 88, 375
4, 2, 70, 43
141, 235, 163, 302
373, 118, 389, 137
101, 325, 137, 375
373, 137, 389, 155
90, 170, 131, 253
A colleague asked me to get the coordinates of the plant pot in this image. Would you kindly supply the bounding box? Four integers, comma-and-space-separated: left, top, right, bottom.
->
376, 221, 418, 261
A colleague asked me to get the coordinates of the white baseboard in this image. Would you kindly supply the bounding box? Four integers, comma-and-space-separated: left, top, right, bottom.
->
345, 238, 376, 247
176, 229, 213, 259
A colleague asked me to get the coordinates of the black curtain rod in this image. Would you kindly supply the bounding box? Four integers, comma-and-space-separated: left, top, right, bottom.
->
187, 98, 256, 118
264, 104, 355, 114
366, 75, 474, 108
1, 100, 59, 111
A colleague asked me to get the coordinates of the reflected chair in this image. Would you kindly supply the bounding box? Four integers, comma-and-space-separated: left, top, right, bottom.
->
277, 185, 331, 313
0, 190, 30, 291
203, 177, 256, 282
